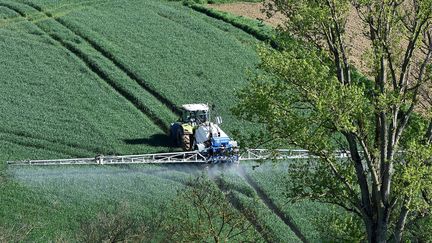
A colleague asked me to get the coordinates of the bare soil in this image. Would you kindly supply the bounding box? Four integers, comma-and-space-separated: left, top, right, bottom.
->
208, 2, 284, 27
207, 3, 371, 74
208, 2, 431, 113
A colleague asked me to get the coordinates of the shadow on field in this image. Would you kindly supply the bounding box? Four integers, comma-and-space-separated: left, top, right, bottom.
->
123, 133, 173, 147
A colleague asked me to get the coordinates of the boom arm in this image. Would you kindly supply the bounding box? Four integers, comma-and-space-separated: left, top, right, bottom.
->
7, 149, 351, 166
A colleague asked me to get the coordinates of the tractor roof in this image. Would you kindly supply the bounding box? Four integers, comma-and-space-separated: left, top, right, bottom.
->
182, 104, 209, 111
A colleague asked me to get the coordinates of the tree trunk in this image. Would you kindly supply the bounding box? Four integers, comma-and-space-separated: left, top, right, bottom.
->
394, 206, 409, 242
365, 219, 389, 243
377, 217, 389, 243
365, 218, 376, 243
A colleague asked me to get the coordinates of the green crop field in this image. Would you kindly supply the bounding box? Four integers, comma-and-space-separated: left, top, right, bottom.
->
0, 0, 261, 162
4, 161, 333, 241
0, 0, 340, 241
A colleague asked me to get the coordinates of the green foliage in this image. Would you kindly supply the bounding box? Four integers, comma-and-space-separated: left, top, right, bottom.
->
265, 0, 350, 36
234, 44, 373, 152
236, 0, 432, 241
406, 215, 432, 242
77, 202, 159, 242
287, 158, 359, 213
163, 175, 259, 242
393, 141, 432, 212
311, 205, 365, 242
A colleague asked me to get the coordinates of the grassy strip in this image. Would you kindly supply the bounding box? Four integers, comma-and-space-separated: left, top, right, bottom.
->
0, 5, 19, 18
0, 127, 104, 155
187, 3, 275, 44
54, 17, 181, 116
21, 1, 180, 124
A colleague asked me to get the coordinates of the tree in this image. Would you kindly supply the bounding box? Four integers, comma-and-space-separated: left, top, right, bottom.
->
234, 0, 432, 242
162, 175, 259, 242
77, 202, 160, 242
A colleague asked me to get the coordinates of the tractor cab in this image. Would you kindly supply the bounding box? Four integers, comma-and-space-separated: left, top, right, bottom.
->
181, 104, 209, 126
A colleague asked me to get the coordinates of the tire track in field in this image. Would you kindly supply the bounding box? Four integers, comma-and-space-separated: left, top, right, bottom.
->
23, 1, 181, 116
213, 176, 272, 242
0, 135, 81, 158
0, 127, 100, 155
0, 0, 108, 29
0, 6, 22, 22
0, 2, 170, 132
238, 166, 309, 243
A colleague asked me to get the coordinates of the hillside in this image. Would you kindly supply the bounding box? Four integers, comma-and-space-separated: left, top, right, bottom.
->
0, 0, 260, 162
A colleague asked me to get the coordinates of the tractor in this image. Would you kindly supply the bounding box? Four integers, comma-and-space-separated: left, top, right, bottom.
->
169, 104, 239, 163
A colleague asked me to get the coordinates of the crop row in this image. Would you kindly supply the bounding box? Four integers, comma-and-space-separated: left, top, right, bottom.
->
0, 130, 92, 158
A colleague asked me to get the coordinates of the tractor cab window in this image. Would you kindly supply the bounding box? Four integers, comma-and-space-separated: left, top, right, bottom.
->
196, 110, 208, 123
182, 110, 208, 124
182, 110, 190, 122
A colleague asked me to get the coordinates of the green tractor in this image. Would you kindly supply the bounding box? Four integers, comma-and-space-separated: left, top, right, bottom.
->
169, 104, 239, 163
169, 104, 210, 151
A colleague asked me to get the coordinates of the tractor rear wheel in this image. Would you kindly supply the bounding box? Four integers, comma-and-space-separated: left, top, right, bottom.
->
182, 134, 192, 151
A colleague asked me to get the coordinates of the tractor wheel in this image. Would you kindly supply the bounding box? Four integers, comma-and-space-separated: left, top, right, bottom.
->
170, 123, 183, 147
175, 129, 184, 147
182, 134, 192, 151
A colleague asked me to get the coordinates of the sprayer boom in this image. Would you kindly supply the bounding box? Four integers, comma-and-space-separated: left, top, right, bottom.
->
6, 149, 352, 166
